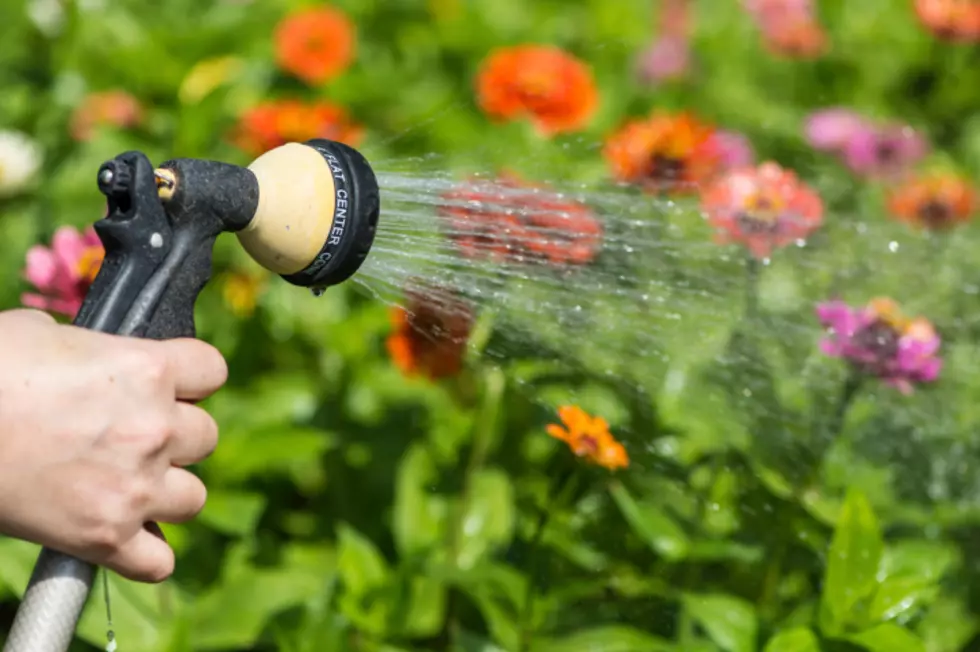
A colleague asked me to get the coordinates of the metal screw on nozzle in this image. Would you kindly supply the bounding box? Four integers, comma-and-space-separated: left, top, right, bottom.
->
97, 161, 132, 197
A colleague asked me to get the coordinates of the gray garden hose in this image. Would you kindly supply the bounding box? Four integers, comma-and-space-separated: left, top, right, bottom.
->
3, 549, 95, 651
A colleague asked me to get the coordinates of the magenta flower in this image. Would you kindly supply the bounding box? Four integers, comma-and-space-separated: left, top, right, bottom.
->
714, 129, 756, 170
22, 225, 105, 319
841, 123, 928, 180
816, 297, 942, 395
636, 35, 690, 84
804, 108, 868, 152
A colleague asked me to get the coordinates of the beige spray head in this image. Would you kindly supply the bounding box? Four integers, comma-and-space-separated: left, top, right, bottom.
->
155, 138, 380, 291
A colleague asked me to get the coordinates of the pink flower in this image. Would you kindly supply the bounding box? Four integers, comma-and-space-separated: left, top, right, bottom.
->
636, 35, 690, 83
701, 161, 823, 259
21, 225, 105, 319
804, 108, 868, 152
816, 297, 942, 394
841, 123, 928, 180
714, 129, 756, 170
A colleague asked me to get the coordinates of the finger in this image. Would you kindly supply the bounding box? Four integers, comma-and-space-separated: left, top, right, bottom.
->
139, 338, 228, 401
9, 308, 56, 324
101, 527, 176, 583
168, 402, 219, 467
146, 467, 207, 525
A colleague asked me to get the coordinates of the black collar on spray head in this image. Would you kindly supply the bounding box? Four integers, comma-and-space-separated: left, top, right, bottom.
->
278, 139, 381, 291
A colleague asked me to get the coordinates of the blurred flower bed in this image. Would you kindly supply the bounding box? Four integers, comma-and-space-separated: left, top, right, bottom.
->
3, 0, 980, 650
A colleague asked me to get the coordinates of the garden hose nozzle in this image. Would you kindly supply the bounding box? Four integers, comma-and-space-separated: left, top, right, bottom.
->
158, 138, 381, 291
4, 138, 381, 652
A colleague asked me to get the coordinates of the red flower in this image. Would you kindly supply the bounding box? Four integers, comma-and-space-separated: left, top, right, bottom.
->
475, 44, 599, 137
701, 161, 823, 259
438, 172, 603, 266
231, 99, 363, 156
274, 6, 356, 84
386, 285, 475, 380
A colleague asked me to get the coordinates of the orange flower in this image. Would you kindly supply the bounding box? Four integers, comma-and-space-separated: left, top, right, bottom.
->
386, 285, 475, 380
69, 90, 143, 142
603, 111, 724, 195
887, 172, 976, 230
476, 44, 599, 137
547, 406, 628, 471
274, 6, 356, 85
761, 17, 828, 58
914, 0, 980, 42
438, 172, 603, 266
231, 99, 364, 156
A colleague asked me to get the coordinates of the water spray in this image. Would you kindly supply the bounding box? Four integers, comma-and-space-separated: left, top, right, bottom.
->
2, 138, 381, 652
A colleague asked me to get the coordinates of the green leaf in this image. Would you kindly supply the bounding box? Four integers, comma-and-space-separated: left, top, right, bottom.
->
190, 563, 329, 649
0, 538, 42, 597
75, 569, 178, 650
867, 576, 939, 624
683, 593, 758, 652
197, 490, 267, 537
609, 482, 689, 561
917, 597, 979, 652
205, 425, 336, 485
763, 627, 820, 652
336, 523, 391, 635
821, 488, 884, 634
530, 625, 675, 652
847, 623, 926, 652
392, 443, 446, 558
456, 469, 516, 569
878, 540, 960, 584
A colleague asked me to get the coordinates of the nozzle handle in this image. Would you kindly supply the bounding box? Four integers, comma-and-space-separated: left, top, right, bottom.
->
5, 154, 258, 652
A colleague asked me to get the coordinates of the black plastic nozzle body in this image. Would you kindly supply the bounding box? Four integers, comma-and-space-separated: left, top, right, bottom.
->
77, 152, 258, 339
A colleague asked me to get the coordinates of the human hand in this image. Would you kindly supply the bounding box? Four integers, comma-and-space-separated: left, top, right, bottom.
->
0, 308, 228, 582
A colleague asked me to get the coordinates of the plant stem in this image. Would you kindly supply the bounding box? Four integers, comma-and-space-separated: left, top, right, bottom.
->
444, 366, 505, 647
745, 255, 760, 322
517, 464, 579, 652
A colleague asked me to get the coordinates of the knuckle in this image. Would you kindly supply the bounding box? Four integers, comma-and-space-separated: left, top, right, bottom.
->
121, 347, 170, 387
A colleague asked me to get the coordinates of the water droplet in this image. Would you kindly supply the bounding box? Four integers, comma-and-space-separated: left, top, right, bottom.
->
888, 241, 899, 252
761, 257, 771, 266
795, 238, 806, 248
743, 388, 753, 397
311, 287, 325, 297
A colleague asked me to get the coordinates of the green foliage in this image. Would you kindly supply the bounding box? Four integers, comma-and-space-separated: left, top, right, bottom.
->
1, 0, 980, 650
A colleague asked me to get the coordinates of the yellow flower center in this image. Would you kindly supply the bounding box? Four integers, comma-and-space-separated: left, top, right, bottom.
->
77, 247, 104, 284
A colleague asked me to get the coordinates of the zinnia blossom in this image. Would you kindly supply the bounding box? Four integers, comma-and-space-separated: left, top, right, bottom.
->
475, 44, 599, 137
805, 107, 867, 152
438, 172, 603, 266
231, 99, 363, 156
274, 6, 356, 85
701, 161, 823, 259
742, 0, 827, 58
635, 0, 692, 84
69, 90, 143, 142
816, 297, 942, 394
913, 0, 980, 42
887, 171, 976, 230
386, 285, 475, 380
804, 109, 928, 180
603, 110, 726, 195
547, 405, 629, 471
22, 225, 104, 319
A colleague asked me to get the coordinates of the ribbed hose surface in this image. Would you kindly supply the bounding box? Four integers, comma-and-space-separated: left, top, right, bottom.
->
3, 547, 95, 652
